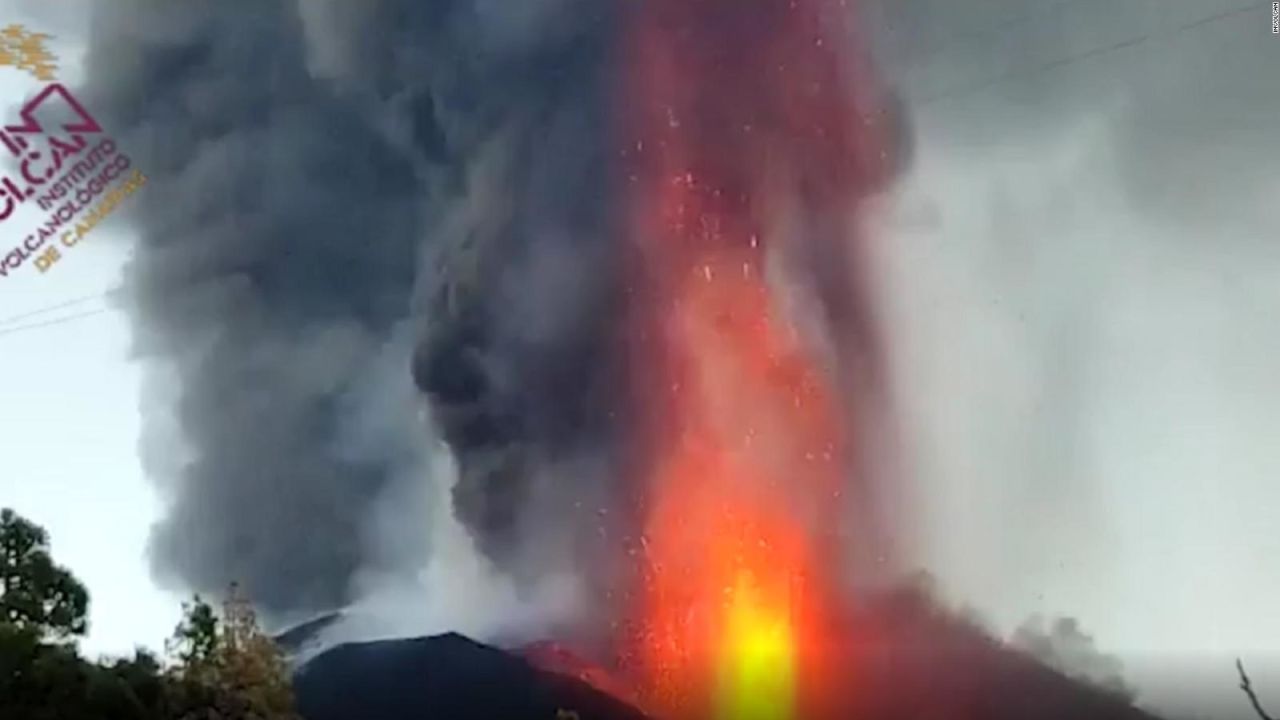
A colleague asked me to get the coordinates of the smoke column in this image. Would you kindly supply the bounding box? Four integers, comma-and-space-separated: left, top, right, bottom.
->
82, 0, 907, 639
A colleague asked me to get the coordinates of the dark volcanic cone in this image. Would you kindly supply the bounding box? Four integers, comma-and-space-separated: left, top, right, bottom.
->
295, 633, 651, 720
293, 593, 1167, 720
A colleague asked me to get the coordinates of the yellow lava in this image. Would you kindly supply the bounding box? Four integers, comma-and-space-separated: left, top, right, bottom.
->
715, 574, 796, 720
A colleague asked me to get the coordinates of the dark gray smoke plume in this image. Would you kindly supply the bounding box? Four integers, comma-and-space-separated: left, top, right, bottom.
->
82, 0, 909, 632
80, 0, 623, 620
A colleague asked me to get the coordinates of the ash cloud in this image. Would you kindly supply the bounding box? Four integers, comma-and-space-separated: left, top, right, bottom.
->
80, 0, 913, 645
79, 0, 621, 621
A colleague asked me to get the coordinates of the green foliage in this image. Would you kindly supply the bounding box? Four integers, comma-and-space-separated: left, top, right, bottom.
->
166, 585, 300, 719
0, 508, 89, 639
169, 596, 219, 671
0, 508, 299, 720
0, 624, 165, 720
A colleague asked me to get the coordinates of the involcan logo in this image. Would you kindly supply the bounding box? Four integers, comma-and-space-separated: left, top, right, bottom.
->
0, 24, 148, 279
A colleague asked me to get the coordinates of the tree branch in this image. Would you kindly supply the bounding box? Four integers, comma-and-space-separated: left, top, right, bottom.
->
1238, 658, 1277, 720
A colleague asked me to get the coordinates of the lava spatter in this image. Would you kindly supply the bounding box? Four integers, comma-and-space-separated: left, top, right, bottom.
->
615, 1, 896, 717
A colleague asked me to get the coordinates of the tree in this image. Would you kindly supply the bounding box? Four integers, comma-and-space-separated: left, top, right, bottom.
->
1237, 658, 1277, 720
167, 584, 300, 720
0, 609, 166, 720
218, 584, 297, 716
0, 508, 88, 640
170, 595, 220, 672
0, 508, 299, 719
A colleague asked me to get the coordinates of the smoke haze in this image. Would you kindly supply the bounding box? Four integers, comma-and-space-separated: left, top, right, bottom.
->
861, 1, 1280, 716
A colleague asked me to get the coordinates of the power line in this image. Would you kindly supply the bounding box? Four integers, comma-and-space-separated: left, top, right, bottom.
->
881, 0, 1096, 70
0, 290, 114, 328
0, 306, 111, 339
915, 0, 1267, 106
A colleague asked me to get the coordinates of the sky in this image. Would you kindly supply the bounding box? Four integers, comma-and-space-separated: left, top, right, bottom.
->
0, 3, 182, 657
884, 0, 1280, 656
0, 1, 1276, 718
861, 1, 1280, 714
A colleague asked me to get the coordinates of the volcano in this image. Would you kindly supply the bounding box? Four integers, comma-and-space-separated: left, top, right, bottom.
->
290, 599, 1166, 720
293, 632, 651, 720
299, 1, 1167, 718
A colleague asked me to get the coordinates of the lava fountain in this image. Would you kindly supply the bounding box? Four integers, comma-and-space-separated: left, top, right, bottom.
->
616, 0, 897, 718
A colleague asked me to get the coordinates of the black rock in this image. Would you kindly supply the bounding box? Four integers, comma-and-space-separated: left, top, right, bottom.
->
294, 632, 650, 720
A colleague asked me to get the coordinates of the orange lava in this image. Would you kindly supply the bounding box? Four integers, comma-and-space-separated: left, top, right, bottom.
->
628, 252, 843, 718
616, 1, 893, 717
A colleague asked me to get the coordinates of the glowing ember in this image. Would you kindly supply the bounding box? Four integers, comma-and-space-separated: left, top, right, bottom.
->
616, 0, 894, 717
716, 572, 797, 720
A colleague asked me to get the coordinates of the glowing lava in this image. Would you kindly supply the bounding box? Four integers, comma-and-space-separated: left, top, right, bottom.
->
617, 0, 894, 717
716, 572, 797, 720
624, 240, 841, 719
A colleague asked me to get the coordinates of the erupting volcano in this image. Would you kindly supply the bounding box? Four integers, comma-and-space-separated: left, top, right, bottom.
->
616, 0, 898, 716
74, 0, 1227, 716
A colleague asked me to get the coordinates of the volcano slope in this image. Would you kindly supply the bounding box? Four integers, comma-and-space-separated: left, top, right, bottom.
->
293, 632, 652, 720
291, 597, 1166, 720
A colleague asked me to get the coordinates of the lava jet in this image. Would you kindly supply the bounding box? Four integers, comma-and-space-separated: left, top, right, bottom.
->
613, 0, 898, 716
